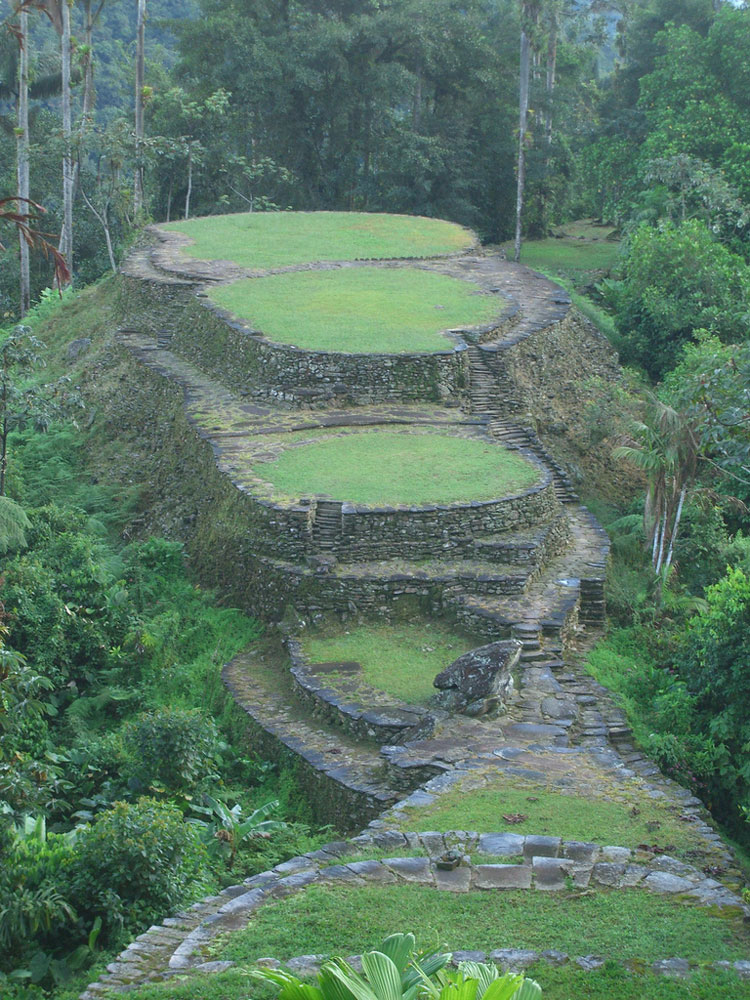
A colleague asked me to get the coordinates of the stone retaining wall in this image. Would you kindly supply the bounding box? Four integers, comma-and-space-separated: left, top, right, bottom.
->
117, 267, 471, 408
287, 639, 437, 745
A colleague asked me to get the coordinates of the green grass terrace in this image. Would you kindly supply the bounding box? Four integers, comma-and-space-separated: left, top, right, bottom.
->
162, 211, 476, 269
254, 431, 540, 507
299, 622, 478, 704
208, 267, 502, 353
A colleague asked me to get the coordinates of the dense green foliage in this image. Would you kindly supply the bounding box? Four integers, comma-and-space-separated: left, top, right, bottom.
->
0, 403, 326, 992
609, 221, 750, 379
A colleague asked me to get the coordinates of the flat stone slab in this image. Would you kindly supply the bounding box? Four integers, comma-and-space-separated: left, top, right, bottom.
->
532, 857, 591, 890
652, 958, 691, 979
490, 949, 540, 972
643, 872, 696, 894
383, 857, 434, 883
562, 841, 600, 863
434, 864, 472, 892
523, 836, 561, 861
478, 832, 525, 857
474, 864, 532, 889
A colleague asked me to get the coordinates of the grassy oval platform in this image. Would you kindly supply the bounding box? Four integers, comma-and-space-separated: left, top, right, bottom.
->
215, 884, 750, 965
395, 777, 715, 859
162, 211, 475, 269
208, 267, 500, 353
300, 623, 477, 704
257, 431, 540, 506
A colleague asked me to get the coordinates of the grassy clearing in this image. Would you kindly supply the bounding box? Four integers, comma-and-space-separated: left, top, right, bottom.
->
504, 224, 624, 349
300, 622, 477, 704
209, 267, 500, 354
397, 780, 711, 858
258, 432, 539, 506
514, 234, 620, 281
213, 884, 750, 964
162, 211, 474, 268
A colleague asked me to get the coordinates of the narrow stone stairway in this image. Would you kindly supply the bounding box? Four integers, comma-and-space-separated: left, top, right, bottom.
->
488, 419, 579, 503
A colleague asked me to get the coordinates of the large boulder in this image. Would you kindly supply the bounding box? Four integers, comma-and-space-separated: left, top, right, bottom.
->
433, 639, 521, 716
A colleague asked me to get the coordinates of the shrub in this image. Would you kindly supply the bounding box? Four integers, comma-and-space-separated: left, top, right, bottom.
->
0, 819, 78, 967
120, 706, 221, 792
613, 220, 750, 379
69, 797, 208, 939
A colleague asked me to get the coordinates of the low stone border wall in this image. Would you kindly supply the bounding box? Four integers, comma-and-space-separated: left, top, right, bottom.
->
240, 950, 750, 982
203, 453, 560, 567
175, 294, 473, 408
323, 473, 559, 562
286, 639, 437, 745
472, 513, 570, 571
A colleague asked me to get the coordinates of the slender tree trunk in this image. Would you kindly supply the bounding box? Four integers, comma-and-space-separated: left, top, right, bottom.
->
61, 0, 74, 277
545, 9, 558, 151
134, 0, 146, 218
17, 11, 30, 316
80, 187, 116, 273
655, 493, 668, 575
81, 0, 100, 122
664, 484, 687, 573
650, 496, 660, 566
413, 61, 422, 130
166, 176, 173, 222
0, 423, 8, 497
184, 146, 192, 220
514, 15, 530, 263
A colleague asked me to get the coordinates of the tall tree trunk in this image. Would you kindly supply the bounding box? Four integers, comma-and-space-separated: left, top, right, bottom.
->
80, 187, 116, 273
545, 7, 558, 151
664, 484, 687, 573
17, 10, 30, 316
61, 0, 73, 277
184, 145, 192, 220
134, 0, 146, 218
81, 0, 100, 122
514, 14, 530, 263
540, 6, 558, 234
412, 61, 422, 130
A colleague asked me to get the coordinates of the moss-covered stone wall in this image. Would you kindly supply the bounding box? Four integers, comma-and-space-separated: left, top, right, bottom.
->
116, 272, 468, 408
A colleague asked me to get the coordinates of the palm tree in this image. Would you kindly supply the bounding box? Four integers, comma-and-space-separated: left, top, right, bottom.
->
614, 396, 699, 582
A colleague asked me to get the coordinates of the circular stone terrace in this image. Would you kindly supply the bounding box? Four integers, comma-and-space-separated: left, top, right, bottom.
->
152, 212, 511, 358
246, 428, 541, 507
160, 210, 478, 271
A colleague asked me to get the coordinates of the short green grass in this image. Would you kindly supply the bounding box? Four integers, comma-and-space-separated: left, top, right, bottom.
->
300, 622, 477, 704
163, 211, 474, 269
512, 234, 620, 282
214, 884, 750, 964
397, 781, 712, 858
257, 432, 539, 506
209, 267, 500, 354
503, 224, 623, 348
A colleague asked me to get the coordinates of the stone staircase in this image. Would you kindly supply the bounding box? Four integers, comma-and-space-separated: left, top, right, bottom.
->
312, 501, 343, 550
488, 420, 579, 504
